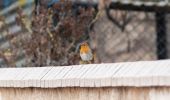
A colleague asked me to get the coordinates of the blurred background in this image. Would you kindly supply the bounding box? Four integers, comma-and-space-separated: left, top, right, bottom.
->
0, 0, 170, 67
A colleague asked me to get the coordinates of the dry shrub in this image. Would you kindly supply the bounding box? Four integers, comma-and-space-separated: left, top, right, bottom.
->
14, 0, 95, 66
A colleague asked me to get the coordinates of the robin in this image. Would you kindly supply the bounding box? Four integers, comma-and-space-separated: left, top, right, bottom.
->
79, 42, 93, 64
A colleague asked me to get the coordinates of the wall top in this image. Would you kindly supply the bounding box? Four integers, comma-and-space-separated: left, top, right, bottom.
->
0, 60, 169, 88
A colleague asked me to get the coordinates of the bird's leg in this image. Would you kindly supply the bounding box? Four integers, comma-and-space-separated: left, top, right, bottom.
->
79, 60, 86, 64
79, 60, 92, 64
88, 61, 92, 64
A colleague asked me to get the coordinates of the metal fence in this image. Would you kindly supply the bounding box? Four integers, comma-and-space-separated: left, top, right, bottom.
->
92, 10, 157, 63
77, 0, 170, 63
0, 0, 170, 67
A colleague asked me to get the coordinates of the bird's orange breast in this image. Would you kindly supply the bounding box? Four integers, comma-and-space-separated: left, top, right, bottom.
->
80, 45, 91, 54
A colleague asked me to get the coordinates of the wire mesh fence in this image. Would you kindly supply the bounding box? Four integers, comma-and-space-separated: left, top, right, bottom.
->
92, 10, 157, 63
0, 0, 169, 67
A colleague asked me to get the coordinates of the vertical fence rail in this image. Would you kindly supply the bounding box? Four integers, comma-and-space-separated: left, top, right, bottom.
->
155, 12, 167, 59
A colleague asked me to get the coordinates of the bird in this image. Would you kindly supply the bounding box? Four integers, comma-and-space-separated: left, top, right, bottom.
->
79, 42, 93, 64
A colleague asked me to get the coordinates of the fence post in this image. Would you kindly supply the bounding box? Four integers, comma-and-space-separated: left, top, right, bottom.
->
155, 12, 167, 59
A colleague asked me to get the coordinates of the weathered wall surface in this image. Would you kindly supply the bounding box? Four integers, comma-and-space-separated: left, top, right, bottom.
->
0, 87, 170, 100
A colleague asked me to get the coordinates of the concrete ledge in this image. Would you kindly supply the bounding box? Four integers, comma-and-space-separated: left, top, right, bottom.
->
0, 60, 169, 88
